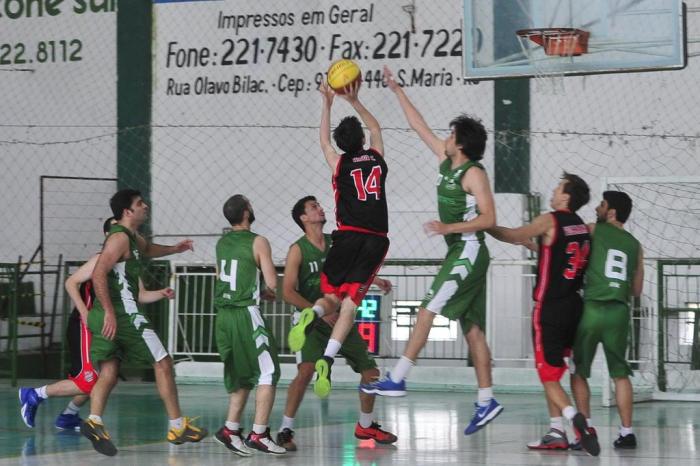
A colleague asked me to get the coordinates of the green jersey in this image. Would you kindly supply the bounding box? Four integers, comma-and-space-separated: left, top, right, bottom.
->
215, 230, 260, 308
584, 222, 640, 303
293, 234, 331, 307
105, 224, 143, 306
437, 159, 486, 246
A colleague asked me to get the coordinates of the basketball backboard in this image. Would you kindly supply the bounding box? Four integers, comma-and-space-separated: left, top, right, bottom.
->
463, 0, 687, 80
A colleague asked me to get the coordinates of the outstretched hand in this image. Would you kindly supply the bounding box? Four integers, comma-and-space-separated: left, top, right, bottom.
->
383, 66, 399, 92
173, 239, 194, 253
319, 82, 336, 106
338, 79, 361, 103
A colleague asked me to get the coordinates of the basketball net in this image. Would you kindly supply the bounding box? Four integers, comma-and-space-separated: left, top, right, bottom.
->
516, 28, 590, 96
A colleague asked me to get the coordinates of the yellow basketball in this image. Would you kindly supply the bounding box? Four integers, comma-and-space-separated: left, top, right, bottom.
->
327, 59, 361, 94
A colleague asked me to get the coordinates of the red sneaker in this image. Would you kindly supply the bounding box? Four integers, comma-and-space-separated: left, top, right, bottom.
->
354, 422, 398, 444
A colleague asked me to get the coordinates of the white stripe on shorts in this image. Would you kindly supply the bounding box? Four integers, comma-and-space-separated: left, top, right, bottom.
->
248, 306, 276, 385
425, 241, 480, 315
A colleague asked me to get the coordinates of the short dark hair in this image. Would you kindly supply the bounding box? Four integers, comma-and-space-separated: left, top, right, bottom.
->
292, 196, 316, 231
102, 217, 116, 235
561, 172, 590, 212
110, 189, 141, 220
450, 114, 487, 161
603, 191, 633, 223
223, 194, 249, 226
333, 116, 364, 154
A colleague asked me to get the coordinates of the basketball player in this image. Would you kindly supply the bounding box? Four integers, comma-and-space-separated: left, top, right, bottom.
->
81, 189, 206, 456
287, 81, 390, 399
360, 66, 502, 436
276, 195, 396, 451
570, 191, 643, 450
213, 194, 285, 456
487, 173, 600, 456
18, 218, 175, 431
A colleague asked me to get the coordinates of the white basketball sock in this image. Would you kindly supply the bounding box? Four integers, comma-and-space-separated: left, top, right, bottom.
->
279, 416, 294, 432
323, 339, 342, 358
390, 356, 414, 383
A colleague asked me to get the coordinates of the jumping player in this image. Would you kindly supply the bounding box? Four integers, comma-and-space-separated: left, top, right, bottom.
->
19, 218, 174, 430
213, 195, 285, 456
571, 191, 643, 450
360, 66, 502, 437
81, 189, 206, 456
287, 80, 390, 399
487, 173, 600, 456
277, 196, 396, 450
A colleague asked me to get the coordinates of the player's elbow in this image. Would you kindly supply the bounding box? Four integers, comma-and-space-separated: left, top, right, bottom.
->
481, 212, 496, 230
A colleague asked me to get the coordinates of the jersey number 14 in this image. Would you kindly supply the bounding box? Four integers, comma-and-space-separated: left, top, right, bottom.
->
350, 166, 382, 201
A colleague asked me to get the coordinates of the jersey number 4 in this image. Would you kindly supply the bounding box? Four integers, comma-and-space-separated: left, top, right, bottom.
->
564, 241, 590, 279
219, 259, 238, 291
350, 166, 382, 201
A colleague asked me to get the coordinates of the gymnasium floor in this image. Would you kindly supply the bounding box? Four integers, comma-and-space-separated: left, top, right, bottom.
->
1, 381, 698, 465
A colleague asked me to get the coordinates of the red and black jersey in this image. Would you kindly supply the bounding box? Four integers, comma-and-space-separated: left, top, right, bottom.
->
333, 148, 388, 235
79, 280, 95, 310
533, 210, 590, 302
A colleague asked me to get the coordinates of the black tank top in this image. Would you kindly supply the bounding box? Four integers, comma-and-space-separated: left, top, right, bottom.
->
533, 210, 591, 301
333, 148, 388, 235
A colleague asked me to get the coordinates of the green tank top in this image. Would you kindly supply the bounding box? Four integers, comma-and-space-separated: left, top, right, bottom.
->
584, 222, 640, 303
105, 224, 142, 307
215, 230, 260, 308
293, 234, 331, 307
437, 159, 486, 246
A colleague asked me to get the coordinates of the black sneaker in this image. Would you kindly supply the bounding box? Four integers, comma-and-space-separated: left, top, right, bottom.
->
613, 433, 637, 449
80, 419, 117, 456
245, 428, 286, 454
214, 426, 253, 456
572, 413, 600, 457
276, 428, 297, 451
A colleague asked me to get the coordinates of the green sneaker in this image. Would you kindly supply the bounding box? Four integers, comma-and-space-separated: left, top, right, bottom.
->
314, 356, 334, 398
288, 308, 317, 352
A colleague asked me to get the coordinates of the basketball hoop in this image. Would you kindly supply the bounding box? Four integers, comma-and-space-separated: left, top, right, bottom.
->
515, 28, 590, 95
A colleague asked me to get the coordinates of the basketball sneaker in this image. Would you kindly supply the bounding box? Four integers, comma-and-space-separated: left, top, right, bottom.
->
570, 425, 597, 451
55, 413, 82, 431
358, 372, 407, 397
572, 413, 600, 456
18, 387, 44, 428
354, 422, 398, 444
613, 432, 637, 449
167, 417, 208, 445
214, 426, 254, 457
314, 356, 333, 398
464, 399, 503, 435
245, 428, 286, 454
80, 418, 117, 456
288, 307, 317, 352
527, 428, 569, 450
276, 428, 297, 451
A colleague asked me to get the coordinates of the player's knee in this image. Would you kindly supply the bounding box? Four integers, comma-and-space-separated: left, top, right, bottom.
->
154, 356, 174, 375
297, 363, 315, 383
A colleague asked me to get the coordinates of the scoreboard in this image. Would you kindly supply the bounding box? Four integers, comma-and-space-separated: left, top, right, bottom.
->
355, 294, 382, 355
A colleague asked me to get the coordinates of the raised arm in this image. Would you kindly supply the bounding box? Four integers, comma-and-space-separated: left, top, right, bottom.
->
254, 235, 277, 301
65, 254, 100, 324
339, 80, 384, 155
424, 167, 496, 236
632, 246, 644, 298
93, 232, 130, 340
282, 244, 313, 310
137, 233, 193, 259
488, 213, 554, 245
319, 82, 341, 170
384, 66, 445, 161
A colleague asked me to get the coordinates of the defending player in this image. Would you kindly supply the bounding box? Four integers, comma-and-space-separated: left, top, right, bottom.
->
213, 194, 285, 456
276, 195, 396, 451
570, 191, 643, 450
360, 66, 502, 437
19, 218, 174, 431
81, 189, 206, 456
487, 173, 600, 456
287, 80, 390, 399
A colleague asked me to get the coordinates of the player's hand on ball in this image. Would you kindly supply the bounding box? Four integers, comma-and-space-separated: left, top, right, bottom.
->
319, 82, 336, 105
338, 79, 361, 103
383, 66, 399, 91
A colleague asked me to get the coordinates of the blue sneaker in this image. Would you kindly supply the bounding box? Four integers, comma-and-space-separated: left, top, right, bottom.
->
464, 399, 503, 435
359, 372, 407, 397
55, 413, 82, 431
19, 388, 44, 428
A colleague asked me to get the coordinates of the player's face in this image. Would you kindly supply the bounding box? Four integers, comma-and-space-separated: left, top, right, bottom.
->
304, 200, 326, 224
127, 197, 149, 224
595, 199, 609, 223
550, 181, 569, 210
444, 129, 458, 158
